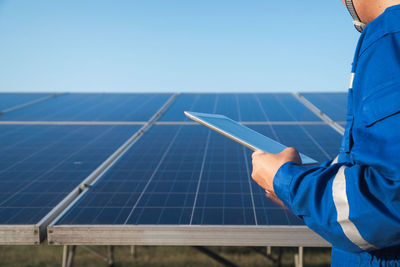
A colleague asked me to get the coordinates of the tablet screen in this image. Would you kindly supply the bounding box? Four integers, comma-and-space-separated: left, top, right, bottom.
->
184, 111, 317, 165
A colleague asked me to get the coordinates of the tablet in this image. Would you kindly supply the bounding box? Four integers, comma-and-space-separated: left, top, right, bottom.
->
184, 111, 317, 165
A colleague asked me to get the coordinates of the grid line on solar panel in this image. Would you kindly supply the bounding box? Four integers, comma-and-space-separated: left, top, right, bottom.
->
0, 93, 55, 113
189, 129, 211, 224
188, 95, 219, 224
0, 125, 141, 225
0, 93, 172, 122
159, 93, 322, 122
242, 146, 258, 225
54, 123, 342, 227
300, 92, 348, 122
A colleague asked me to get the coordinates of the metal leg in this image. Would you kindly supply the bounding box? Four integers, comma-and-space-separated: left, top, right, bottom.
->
192, 246, 239, 267
107, 246, 114, 266
266, 246, 272, 256
277, 247, 282, 267
62, 245, 76, 267
62, 246, 68, 267
67, 246, 76, 267
294, 247, 303, 267
130, 245, 137, 259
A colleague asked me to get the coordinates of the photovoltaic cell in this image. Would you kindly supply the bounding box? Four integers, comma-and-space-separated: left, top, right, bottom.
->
55, 123, 342, 226
301, 92, 348, 122
0, 93, 171, 122
0, 93, 52, 112
159, 93, 321, 122
0, 125, 140, 224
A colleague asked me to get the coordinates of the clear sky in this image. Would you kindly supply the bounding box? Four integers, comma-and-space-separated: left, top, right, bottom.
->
0, 0, 359, 93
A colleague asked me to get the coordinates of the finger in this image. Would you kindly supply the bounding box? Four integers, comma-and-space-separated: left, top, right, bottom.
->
282, 147, 302, 165
252, 150, 264, 159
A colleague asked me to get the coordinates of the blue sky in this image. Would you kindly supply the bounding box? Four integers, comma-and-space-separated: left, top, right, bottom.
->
0, 0, 359, 93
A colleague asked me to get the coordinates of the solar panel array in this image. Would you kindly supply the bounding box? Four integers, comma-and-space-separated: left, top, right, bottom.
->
0, 92, 346, 246
0, 93, 171, 122
160, 93, 321, 122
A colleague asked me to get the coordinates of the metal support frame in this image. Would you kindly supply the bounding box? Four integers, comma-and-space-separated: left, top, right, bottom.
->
192, 246, 239, 267
60, 245, 303, 267
294, 247, 303, 267
192, 246, 292, 267
62, 245, 115, 267
277, 248, 283, 267
130, 245, 137, 259
62, 245, 76, 267
266, 246, 272, 255
107, 246, 114, 266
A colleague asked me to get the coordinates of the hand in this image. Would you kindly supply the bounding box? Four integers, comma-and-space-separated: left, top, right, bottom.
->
251, 147, 301, 194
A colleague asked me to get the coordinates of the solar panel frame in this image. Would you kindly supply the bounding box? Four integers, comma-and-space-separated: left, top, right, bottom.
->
48, 224, 330, 247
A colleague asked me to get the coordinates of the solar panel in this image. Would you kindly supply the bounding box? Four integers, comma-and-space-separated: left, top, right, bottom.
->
159, 93, 321, 122
0, 124, 141, 244
0, 92, 344, 247
301, 92, 348, 122
0, 93, 53, 113
49, 123, 341, 246
0, 93, 172, 122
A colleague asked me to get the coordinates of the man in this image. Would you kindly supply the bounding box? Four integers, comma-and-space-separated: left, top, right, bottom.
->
251, 0, 400, 265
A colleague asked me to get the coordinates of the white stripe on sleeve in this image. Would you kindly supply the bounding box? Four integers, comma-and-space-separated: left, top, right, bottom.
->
332, 166, 378, 251
330, 155, 339, 166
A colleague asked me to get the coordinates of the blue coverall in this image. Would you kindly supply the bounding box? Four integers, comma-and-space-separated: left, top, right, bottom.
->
273, 5, 400, 265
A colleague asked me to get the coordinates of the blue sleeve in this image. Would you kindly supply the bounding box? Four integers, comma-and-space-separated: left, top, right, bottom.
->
273, 161, 400, 253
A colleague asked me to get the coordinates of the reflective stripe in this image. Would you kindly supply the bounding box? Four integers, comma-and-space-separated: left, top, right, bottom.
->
331, 155, 339, 165
349, 73, 355, 89
332, 166, 378, 250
